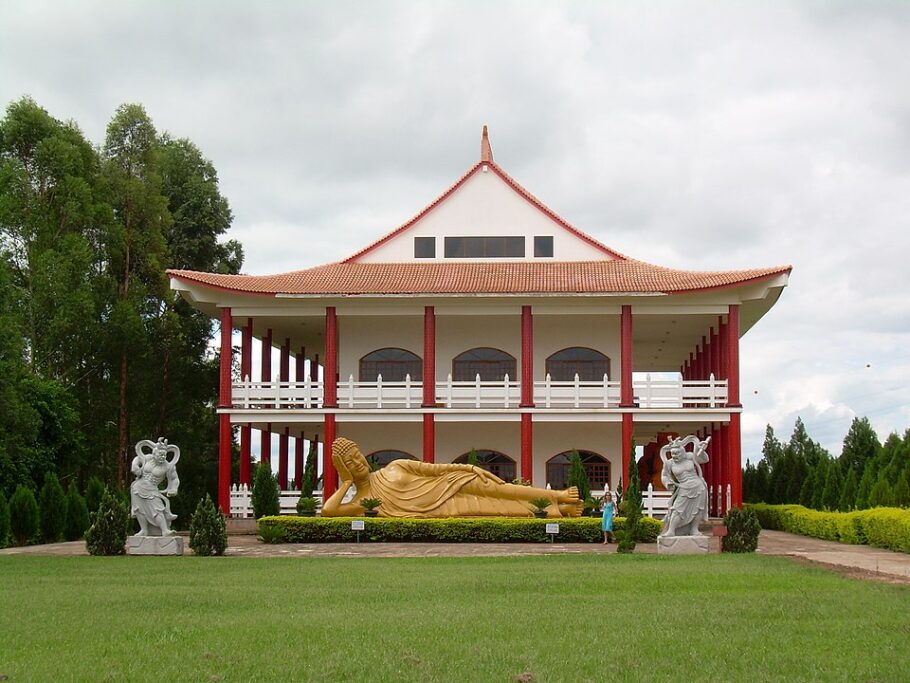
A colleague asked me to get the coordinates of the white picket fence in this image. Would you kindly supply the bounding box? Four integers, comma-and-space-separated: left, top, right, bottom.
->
230, 484, 323, 518
232, 373, 728, 410
230, 483, 675, 519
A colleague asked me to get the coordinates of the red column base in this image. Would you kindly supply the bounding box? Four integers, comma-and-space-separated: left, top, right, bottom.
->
218, 414, 232, 514
621, 413, 633, 491
521, 413, 533, 484
423, 413, 435, 463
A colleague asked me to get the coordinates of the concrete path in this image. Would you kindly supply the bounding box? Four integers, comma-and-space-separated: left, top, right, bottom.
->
2, 531, 908, 584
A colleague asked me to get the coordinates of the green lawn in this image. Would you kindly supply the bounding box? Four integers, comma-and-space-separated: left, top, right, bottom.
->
1, 554, 908, 682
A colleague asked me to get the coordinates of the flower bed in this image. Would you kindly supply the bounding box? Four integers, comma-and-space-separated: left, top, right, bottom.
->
748, 503, 910, 553
257, 515, 662, 544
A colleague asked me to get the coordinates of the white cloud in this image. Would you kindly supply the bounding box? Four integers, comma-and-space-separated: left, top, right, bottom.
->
2, 0, 908, 462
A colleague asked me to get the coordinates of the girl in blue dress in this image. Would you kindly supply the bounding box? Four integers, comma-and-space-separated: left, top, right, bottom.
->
601, 490, 616, 544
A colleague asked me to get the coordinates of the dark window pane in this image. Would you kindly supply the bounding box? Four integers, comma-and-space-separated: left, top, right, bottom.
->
534, 236, 553, 257
367, 450, 417, 469
546, 347, 611, 381
453, 347, 516, 381
465, 237, 484, 257
360, 348, 422, 381
444, 237, 464, 257
505, 236, 525, 257
454, 450, 516, 482
414, 237, 435, 258
546, 450, 611, 489
443, 236, 526, 258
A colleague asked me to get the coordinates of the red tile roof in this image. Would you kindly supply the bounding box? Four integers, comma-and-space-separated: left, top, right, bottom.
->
168, 260, 791, 297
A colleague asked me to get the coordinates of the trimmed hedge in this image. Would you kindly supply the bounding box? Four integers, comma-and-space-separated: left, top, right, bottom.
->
258, 515, 662, 544
749, 503, 910, 554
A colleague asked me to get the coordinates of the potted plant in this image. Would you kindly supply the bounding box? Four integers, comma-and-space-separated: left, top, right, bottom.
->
583, 496, 600, 517
296, 496, 318, 517
360, 498, 382, 517
529, 497, 551, 518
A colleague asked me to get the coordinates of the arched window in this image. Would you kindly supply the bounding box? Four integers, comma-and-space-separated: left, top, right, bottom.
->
453, 348, 516, 381
546, 450, 611, 490
366, 450, 417, 470
453, 450, 516, 482
545, 347, 611, 381
360, 348, 422, 382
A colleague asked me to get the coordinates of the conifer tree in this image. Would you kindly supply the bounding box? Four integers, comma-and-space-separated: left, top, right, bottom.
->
798, 472, 814, 508
0, 491, 9, 547
38, 472, 67, 543
9, 485, 38, 546
566, 450, 591, 504
64, 481, 90, 541
855, 466, 875, 510
838, 467, 857, 512
811, 459, 829, 510
840, 417, 881, 476
189, 494, 227, 556
85, 488, 128, 555
821, 464, 843, 511
892, 469, 910, 508
755, 459, 771, 503
251, 462, 279, 519
617, 442, 641, 553
868, 478, 893, 508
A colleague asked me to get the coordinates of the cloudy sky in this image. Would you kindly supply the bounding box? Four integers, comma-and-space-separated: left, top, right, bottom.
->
2, 1, 908, 462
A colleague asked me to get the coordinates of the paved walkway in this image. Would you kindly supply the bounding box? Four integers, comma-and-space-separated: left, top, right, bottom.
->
2, 531, 908, 583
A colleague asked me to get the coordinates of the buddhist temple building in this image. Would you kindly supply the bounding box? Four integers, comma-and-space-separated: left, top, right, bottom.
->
168, 127, 791, 516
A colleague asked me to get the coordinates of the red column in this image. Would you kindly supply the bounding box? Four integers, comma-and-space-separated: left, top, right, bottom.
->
324, 307, 338, 407
260, 328, 272, 466
710, 328, 720, 380
217, 307, 233, 513
422, 306, 436, 463
727, 304, 742, 507
278, 339, 290, 488
423, 413, 435, 463
323, 415, 337, 497
294, 434, 304, 490
622, 413, 633, 490
278, 427, 289, 489
294, 347, 306, 489
239, 318, 253, 486
422, 306, 436, 407
520, 306, 534, 407
620, 306, 633, 407
718, 425, 729, 514
323, 307, 338, 498
521, 413, 533, 483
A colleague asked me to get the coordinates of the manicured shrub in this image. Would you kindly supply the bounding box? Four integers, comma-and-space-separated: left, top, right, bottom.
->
64, 481, 90, 541
251, 463, 280, 519
38, 472, 67, 543
256, 515, 663, 544
0, 491, 10, 548
748, 503, 910, 554
722, 506, 761, 553
189, 494, 227, 556
9, 485, 39, 546
85, 488, 129, 556
85, 476, 105, 515
617, 443, 641, 553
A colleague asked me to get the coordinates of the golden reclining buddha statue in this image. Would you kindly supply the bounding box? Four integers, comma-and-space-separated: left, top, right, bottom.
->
322, 438, 583, 518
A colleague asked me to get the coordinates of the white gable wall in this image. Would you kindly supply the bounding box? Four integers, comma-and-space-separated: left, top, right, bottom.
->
357, 168, 611, 262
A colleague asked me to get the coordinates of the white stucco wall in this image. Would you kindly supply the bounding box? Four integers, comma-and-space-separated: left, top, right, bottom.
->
357, 169, 610, 262
338, 315, 423, 380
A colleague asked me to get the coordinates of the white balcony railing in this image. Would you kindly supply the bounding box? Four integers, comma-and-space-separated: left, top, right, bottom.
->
232, 373, 728, 411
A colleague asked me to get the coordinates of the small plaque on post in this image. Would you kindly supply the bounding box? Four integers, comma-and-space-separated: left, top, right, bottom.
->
546, 523, 559, 535
351, 520, 365, 531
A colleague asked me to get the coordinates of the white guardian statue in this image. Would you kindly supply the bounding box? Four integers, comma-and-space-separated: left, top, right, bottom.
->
657, 435, 711, 554
130, 438, 180, 537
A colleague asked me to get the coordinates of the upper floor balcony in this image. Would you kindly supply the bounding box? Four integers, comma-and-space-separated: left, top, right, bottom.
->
230, 372, 728, 411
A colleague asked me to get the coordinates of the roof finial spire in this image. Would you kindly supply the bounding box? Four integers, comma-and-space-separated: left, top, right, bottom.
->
480, 124, 493, 162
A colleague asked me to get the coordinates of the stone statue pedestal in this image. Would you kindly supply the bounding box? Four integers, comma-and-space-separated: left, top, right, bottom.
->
126, 535, 184, 556
657, 535, 709, 555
